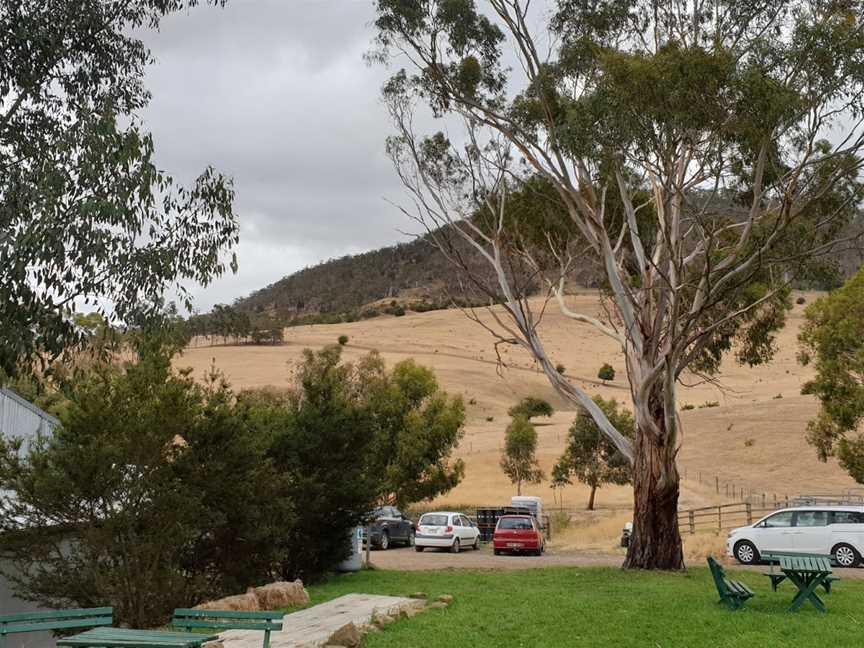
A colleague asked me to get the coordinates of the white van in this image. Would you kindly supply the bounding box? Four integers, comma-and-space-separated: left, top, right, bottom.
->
511, 496, 543, 521
726, 506, 864, 567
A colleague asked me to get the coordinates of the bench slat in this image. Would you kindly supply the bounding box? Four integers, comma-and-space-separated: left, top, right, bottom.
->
174, 620, 282, 632
173, 609, 282, 621
1, 617, 114, 635
0, 608, 112, 624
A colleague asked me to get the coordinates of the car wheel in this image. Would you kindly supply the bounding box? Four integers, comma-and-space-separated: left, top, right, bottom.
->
473, 536, 480, 551
734, 540, 759, 565
379, 531, 389, 551
493, 549, 501, 556
832, 543, 861, 568
451, 538, 461, 554
415, 545, 424, 553
407, 530, 416, 547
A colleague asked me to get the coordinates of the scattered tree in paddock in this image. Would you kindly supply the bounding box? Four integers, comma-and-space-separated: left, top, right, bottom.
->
554, 397, 635, 510
500, 412, 545, 496
508, 396, 554, 420
598, 364, 616, 385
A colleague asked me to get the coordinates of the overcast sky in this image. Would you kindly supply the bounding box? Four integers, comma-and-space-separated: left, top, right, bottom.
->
141, 0, 411, 312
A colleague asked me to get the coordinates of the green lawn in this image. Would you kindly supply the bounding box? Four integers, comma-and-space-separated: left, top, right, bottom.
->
304, 566, 864, 648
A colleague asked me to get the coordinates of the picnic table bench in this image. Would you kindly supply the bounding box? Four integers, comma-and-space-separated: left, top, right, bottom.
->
762, 553, 837, 613
708, 556, 754, 610
761, 552, 840, 594
57, 627, 220, 648
172, 609, 283, 648
0, 607, 113, 648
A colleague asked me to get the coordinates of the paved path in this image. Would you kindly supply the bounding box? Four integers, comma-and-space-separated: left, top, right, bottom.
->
219, 594, 423, 648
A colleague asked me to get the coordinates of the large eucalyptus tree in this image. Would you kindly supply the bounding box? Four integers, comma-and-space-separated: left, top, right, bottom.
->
0, 1, 237, 375
372, 0, 864, 568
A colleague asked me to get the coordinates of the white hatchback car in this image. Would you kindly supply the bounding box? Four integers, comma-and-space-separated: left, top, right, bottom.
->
726, 506, 864, 567
415, 511, 481, 553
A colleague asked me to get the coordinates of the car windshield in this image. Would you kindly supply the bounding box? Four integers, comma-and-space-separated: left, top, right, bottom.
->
498, 517, 533, 530
419, 514, 449, 526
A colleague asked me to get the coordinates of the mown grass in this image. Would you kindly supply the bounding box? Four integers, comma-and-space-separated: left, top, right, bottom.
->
305, 566, 864, 648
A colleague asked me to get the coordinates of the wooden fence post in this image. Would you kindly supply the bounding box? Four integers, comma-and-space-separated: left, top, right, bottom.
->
746, 502, 753, 524
715, 476, 719, 494
689, 510, 695, 535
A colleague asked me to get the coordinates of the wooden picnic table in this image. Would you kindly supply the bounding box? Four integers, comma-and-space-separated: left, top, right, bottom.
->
56, 627, 219, 648
766, 553, 835, 613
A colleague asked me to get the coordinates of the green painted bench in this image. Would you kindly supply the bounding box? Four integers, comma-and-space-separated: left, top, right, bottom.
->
172, 609, 283, 648
761, 552, 840, 593
0, 607, 113, 648
708, 556, 754, 610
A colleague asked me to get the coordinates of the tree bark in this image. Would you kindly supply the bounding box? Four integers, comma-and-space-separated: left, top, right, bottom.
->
587, 484, 597, 511
623, 418, 684, 570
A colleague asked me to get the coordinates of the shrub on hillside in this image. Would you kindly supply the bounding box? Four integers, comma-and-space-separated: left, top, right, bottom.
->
508, 397, 553, 420
597, 363, 615, 383
555, 363, 566, 375
338, 334, 349, 346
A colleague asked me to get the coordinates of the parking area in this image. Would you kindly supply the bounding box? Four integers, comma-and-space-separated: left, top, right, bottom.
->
365, 544, 622, 570
364, 545, 864, 577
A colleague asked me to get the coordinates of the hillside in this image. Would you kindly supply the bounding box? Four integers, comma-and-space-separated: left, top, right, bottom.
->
234, 233, 499, 317
177, 290, 860, 515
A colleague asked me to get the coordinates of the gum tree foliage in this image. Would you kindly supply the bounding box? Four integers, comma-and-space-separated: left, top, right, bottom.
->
799, 268, 864, 483
373, 0, 864, 569
554, 396, 635, 510
0, 1, 238, 375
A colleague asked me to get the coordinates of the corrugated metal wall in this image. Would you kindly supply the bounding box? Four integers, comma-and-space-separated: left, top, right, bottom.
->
0, 388, 58, 646
0, 387, 59, 449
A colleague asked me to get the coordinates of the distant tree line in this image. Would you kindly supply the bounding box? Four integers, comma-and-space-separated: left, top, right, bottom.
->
187, 305, 284, 346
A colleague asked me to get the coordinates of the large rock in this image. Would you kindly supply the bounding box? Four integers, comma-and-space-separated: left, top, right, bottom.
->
251, 580, 310, 609
195, 592, 260, 612
326, 622, 362, 647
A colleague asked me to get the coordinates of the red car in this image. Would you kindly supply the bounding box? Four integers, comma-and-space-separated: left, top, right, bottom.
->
493, 515, 544, 555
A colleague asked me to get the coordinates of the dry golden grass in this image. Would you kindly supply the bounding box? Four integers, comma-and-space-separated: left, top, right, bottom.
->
682, 533, 730, 564
549, 510, 632, 553
177, 289, 857, 518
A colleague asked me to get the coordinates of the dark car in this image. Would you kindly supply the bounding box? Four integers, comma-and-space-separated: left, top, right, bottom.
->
363, 506, 416, 550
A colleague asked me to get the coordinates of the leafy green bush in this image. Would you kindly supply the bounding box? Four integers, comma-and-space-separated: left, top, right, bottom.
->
0, 340, 465, 626
338, 334, 349, 345
597, 363, 615, 383
508, 397, 553, 420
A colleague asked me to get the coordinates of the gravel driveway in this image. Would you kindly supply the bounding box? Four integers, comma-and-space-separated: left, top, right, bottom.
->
365, 544, 622, 570
366, 545, 864, 579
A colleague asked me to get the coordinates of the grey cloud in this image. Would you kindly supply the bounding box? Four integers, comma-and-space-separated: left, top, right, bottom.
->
140, 0, 409, 311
